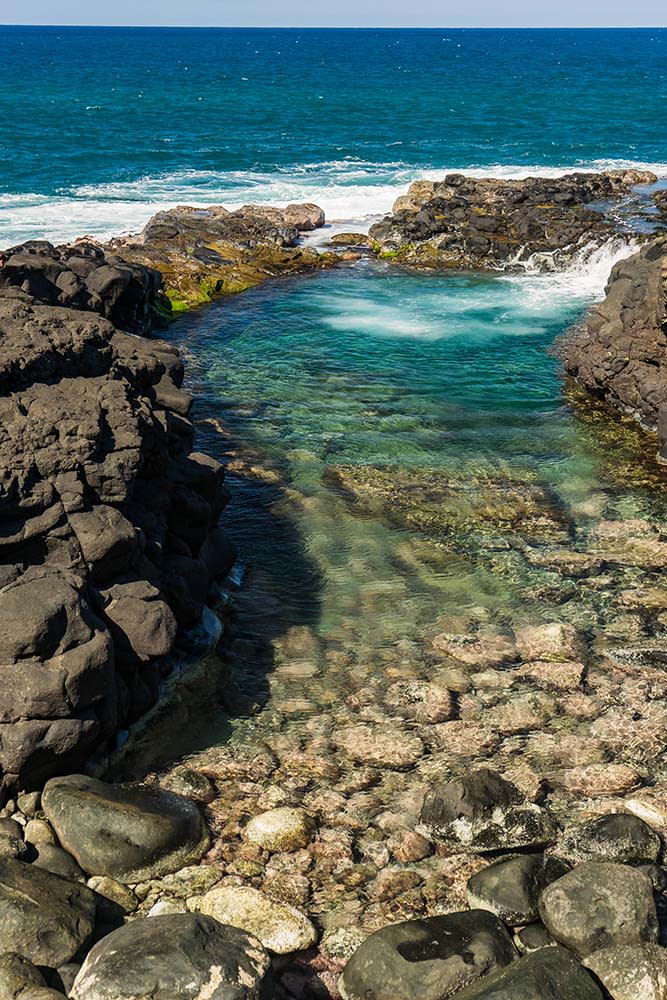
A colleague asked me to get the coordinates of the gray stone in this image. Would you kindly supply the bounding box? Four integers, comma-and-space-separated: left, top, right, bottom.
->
0, 858, 95, 966
538, 861, 658, 958
467, 853, 570, 925
419, 768, 556, 852
556, 813, 662, 866
453, 945, 602, 999
340, 910, 517, 1000
0, 952, 47, 998
70, 914, 273, 999
585, 943, 667, 1000
32, 843, 86, 882
41, 775, 208, 881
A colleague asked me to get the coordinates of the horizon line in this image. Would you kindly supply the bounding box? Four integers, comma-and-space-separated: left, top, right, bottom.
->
1, 23, 666, 30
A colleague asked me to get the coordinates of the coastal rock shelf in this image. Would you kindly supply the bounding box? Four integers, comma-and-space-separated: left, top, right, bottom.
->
369, 169, 656, 270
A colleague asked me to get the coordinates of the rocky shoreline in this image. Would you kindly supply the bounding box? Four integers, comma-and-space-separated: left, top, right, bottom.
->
2, 173, 667, 998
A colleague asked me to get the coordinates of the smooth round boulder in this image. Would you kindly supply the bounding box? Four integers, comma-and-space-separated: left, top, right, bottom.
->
199, 886, 317, 955
243, 808, 314, 853
467, 853, 570, 925
340, 910, 517, 1000
585, 943, 667, 1000
452, 945, 602, 999
70, 914, 272, 1000
556, 813, 662, 866
0, 858, 95, 967
538, 862, 658, 958
41, 775, 208, 881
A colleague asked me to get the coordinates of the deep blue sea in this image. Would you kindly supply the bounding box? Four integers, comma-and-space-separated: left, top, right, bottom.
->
1, 26, 666, 242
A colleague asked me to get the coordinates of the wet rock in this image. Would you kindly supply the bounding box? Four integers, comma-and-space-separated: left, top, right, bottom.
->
384, 680, 455, 723
431, 629, 517, 669
70, 913, 272, 999
538, 861, 658, 957
512, 659, 585, 691
0, 953, 47, 998
419, 769, 556, 852
32, 844, 86, 882
0, 857, 95, 966
515, 622, 583, 662
585, 943, 667, 1000
41, 775, 208, 880
340, 909, 517, 1000
333, 724, 424, 770
387, 830, 433, 863
556, 813, 662, 865
514, 922, 556, 953
160, 767, 217, 804
452, 945, 602, 999
321, 925, 367, 961
546, 763, 641, 797
198, 885, 317, 955
467, 853, 570, 926
626, 786, 667, 831
244, 808, 314, 853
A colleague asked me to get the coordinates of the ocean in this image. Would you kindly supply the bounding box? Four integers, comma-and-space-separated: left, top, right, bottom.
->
1, 26, 666, 244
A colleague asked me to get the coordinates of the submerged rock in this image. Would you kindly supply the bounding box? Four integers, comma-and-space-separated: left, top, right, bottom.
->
340, 910, 517, 1000
419, 768, 556, 852
243, 808, 314, 853
70, 914, 272, 1000
41, 775, 209, 881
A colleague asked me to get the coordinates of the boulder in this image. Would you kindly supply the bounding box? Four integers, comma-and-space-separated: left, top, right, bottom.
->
41, 775, 208, 881
556, 813, 662, 866
0, 858, 95, 966
585, 943, 667, 1000
283, 203, 325, 231
243, 808, 314, 853
467, 853, 570, 925
70, 914, 272, 999
452, 945, 602, 999
340, 910, 517, 1000
419, 768, 556, 852
198, 885, 317, 955
0, 953, 47, 998
538, 861, 658, 957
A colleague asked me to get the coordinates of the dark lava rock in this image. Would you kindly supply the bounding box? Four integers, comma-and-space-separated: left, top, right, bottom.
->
467, 853, 570, 925
418, 768, 556, 852
538, 861, 658, 957
585, 942, 667, 1000
564, 236, 667, 441
69, 914, 273, 1000
340, 909, 517, 1000
452, 945, 603, 999
369, 170, 655, 272
0, 952, 48, 998
0, 857, 95, 966
556, 813, 662, 866
41, 774, 209, 881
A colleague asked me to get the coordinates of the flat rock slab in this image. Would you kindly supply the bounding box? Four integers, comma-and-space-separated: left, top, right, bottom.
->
0, 858, 95, 967
340, 909, 517, 1000
42, 775, 209, 881
539, 861, 658, 958
198, 885, 317, 955
453, 945, 602, 999
70, 914, 272, 999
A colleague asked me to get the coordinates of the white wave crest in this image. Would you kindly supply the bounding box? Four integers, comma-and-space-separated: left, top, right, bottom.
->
0, 157, 665, 248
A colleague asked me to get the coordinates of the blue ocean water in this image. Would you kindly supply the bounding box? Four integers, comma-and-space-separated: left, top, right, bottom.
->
0, 26, 666, 243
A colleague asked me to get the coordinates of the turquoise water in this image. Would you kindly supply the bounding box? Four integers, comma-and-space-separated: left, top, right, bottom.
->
1, 27, 666, 243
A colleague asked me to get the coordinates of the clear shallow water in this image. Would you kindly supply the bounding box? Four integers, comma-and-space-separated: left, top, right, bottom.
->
1, 26, 667, 242
156, 254, 667, 762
